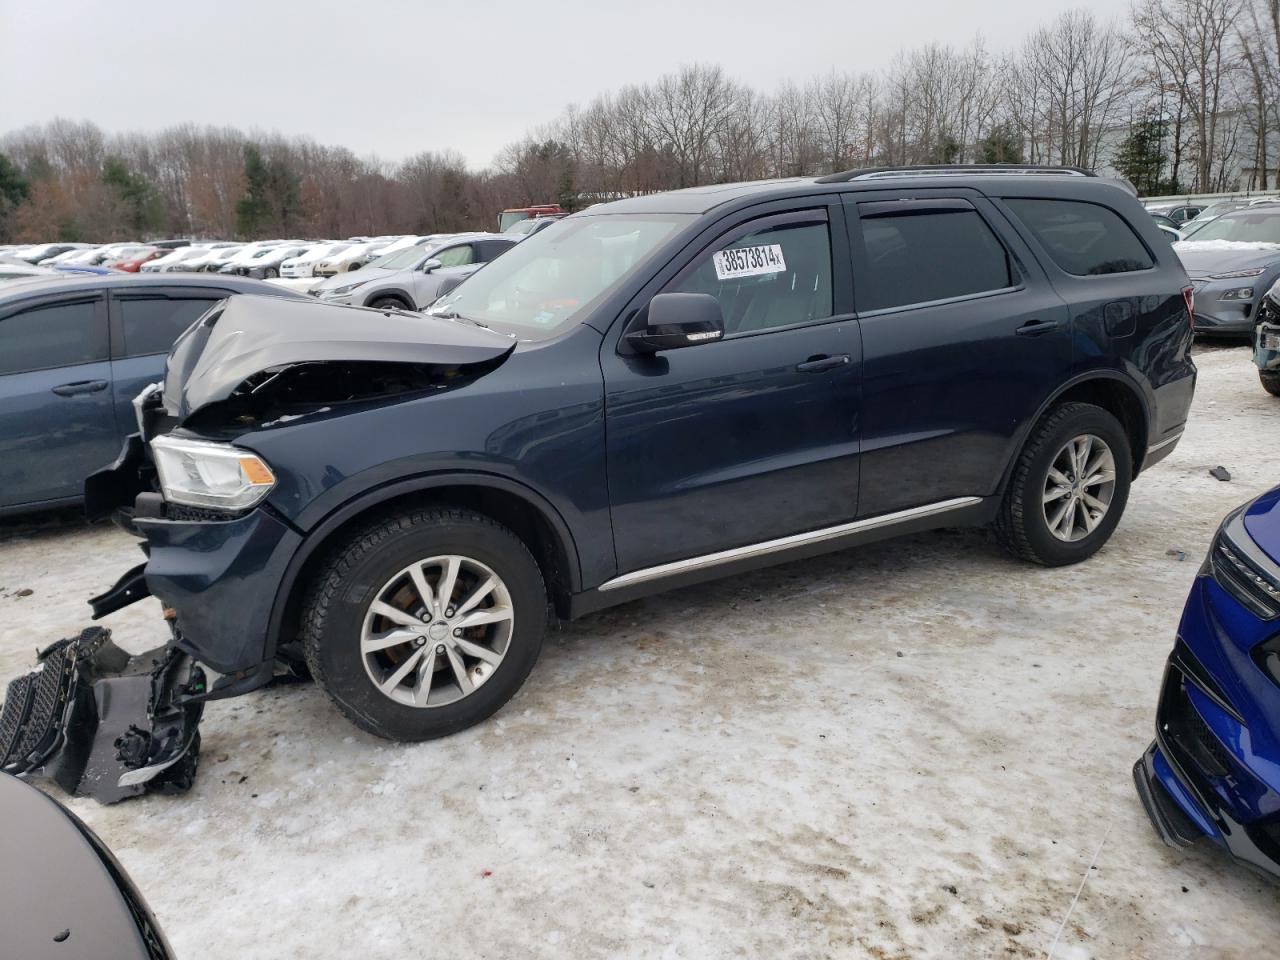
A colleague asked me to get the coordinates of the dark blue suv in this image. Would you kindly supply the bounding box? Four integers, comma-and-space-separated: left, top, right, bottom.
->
87, 166, 1196, 742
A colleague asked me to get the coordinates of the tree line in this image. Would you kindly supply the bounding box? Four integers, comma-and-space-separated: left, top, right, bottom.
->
1, 1, 1277, 243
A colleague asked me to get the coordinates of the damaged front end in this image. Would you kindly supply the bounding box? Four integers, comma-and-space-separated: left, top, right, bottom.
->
0, 627, 205, 804
1, 294, 517, 803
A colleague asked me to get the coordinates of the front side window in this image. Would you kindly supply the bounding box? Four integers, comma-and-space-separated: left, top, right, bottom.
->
119, 297, 221, 358
1005, 198, 1154, 276
428, 213, 694, 340
669, 217, 833, 335
0, 300, 107, 375
856, 209, 1014, 312
433, 245, 475, 268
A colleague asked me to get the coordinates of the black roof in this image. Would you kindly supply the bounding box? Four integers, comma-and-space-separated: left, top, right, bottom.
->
581, 167, 1137, 217
0, 272, 307, 305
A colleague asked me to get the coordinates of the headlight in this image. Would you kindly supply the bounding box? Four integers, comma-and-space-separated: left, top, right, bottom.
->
151, 435, 276, 511
329, 279, 368, 295
1206, 505, 1280, 620
1217, 287, 1255, 301
1210, 268, 1266, 280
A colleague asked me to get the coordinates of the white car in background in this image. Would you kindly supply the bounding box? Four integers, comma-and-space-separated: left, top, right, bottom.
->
313, 241, 384, 277
280, 241, 355, 278
142, 246, 215, 272
219, 242, 317, 279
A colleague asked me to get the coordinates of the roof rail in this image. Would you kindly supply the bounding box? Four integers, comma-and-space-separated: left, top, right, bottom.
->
815, 164, 1097, 184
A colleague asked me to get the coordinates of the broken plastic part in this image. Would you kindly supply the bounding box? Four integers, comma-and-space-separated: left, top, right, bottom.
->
0, 627, 204, 804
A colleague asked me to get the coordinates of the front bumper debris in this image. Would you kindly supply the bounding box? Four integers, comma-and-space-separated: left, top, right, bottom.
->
0, 627, 205, 804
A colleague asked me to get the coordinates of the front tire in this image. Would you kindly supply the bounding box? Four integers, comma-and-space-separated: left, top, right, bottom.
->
302, 507, 546, 741
368, 296, 407, 312
995, 402, 1132, 566
1261, 371, 1280, 397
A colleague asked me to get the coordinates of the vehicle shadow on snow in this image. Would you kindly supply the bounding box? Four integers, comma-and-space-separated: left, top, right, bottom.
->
0, 507, 98, 547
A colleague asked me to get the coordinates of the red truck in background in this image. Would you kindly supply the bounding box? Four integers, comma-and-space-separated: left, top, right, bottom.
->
498, 204, 564, 232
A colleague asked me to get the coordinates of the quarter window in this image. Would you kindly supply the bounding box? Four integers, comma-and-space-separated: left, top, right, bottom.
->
855, 209, 1015, 312
1005, 198, 1154, 276
670, 218, 833, 335
119, 297, 221, 358
0, 300, 107, 375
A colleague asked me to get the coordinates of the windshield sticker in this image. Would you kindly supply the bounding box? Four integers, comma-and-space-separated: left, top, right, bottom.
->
713, 244, 787, 281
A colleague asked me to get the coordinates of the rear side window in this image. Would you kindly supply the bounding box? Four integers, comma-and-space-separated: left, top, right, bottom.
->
671, 217, 833, 335
118, 297, 221, 358
1005, 198, 1153, 276
856, 210, 1014, 312
0, 299, 107, 375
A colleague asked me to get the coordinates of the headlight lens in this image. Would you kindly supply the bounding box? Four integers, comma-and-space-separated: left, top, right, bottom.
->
151, 436, 276, 511
329, 279, 368, 295
1206, 505, 1280, 619
1209, 268, 1266, 280
1217, 287, 1255, 301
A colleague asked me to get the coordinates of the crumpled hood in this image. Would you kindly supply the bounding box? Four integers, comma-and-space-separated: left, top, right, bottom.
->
1174, 241, 1280, 278
164, 294, 514, 420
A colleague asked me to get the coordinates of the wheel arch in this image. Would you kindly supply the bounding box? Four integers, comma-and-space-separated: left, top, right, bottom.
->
999, 371, 1150, 496
363, 288, 415, 310
268, 474, 582, 660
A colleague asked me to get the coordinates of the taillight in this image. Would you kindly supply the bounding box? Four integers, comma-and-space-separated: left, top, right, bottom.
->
1182, 285, 1195, 327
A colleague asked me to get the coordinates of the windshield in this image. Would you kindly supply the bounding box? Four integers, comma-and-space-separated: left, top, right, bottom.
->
427, 213, 693, 339
1187, 211, 1280, 244
369, 244, 433, 270
499, 211, 529, 232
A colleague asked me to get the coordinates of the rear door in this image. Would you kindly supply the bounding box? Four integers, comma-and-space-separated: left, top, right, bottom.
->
845, 190, 1072, 517
0, 293, 116, 509
108, 289, 227, 429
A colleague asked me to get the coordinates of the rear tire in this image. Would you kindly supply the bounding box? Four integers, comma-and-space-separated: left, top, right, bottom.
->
1261, 371, 1280, 397
264, 267, 278, 279
995, 402, 1132, 566
302, 507, 546, 741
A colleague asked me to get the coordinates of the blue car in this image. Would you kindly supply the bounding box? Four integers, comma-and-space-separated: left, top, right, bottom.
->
0, 273, 303, 516
1135, 486, 1280, 880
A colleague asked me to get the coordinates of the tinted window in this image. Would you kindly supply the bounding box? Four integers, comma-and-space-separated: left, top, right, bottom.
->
671, 218, 833, 335
856, 210, 1014, 312
0, 299, 107, 375
119, 297, 221, 357
478, 240, 515, 262
1005, 198, 1153, 276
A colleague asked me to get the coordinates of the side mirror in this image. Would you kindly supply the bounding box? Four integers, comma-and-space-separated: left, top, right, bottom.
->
625, 292, 724, 354
421, 258, 443, 274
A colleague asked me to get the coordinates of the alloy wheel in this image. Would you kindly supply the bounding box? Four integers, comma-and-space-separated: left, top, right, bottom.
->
1041, 434, 1117, 542
360, 555, 514, 708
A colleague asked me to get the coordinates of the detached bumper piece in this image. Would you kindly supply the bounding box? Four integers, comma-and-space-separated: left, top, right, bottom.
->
0, 627, 205, 804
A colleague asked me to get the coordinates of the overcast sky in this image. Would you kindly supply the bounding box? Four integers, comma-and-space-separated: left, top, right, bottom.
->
2, 0, 1132, 170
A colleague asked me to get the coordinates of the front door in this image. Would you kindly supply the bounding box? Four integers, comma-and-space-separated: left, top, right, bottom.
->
602, 205, 863, 574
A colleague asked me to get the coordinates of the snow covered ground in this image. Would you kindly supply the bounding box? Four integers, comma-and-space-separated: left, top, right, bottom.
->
2, 344, 1278, 959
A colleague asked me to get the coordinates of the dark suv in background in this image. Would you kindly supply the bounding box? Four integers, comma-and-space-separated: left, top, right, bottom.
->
0, 273, 301, 515
89, 165, 1196, 746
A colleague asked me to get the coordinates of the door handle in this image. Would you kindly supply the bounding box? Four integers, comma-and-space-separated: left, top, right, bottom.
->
51, 380, 109, 397
1015, 318, 1062, 337
795, 354, 850, 373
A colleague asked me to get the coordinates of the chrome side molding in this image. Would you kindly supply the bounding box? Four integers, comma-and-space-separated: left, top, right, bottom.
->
1147, 430, 1184, 455
599, 496, 983, 591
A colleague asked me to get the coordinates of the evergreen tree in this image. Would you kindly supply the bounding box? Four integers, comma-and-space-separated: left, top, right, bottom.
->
0, 152, 30, 240
978, 124, 1025, 164
1112, 117, 1169, 196
235, 144, 300, 237
101, 156, 162, 234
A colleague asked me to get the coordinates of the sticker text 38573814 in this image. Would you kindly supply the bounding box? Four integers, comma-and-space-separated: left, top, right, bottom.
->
713, 244, 787, 281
